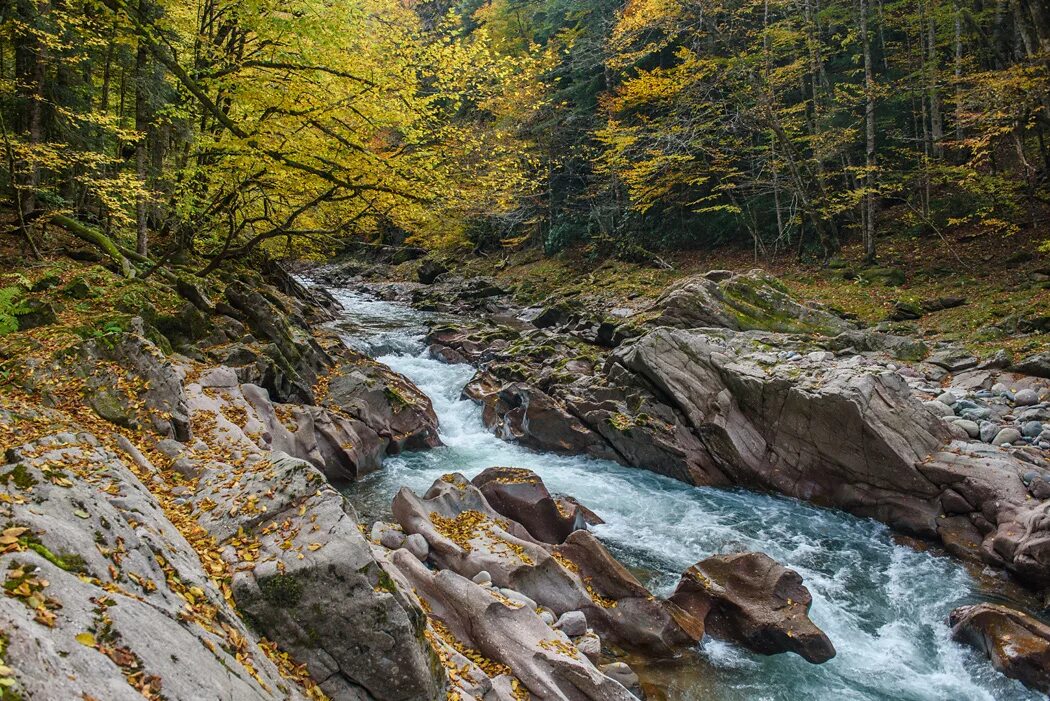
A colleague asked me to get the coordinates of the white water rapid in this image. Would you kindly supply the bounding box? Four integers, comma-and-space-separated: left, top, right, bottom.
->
327, 286, 1040, 701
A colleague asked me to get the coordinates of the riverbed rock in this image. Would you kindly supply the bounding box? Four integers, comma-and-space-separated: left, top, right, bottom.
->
949, 603, 1050, 693
1014, 388, 1039, 406
380, 549, 639, 701
472, 466, 590, 544
669, 552, 836, 664
1012, 353, 1050, 379
392, 473, 699, 655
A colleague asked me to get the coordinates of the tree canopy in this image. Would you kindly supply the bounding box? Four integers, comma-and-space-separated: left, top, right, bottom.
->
1, 0, 1047, 266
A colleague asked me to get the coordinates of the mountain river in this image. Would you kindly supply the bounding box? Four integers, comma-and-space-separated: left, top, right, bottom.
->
324, 284, 1040, 701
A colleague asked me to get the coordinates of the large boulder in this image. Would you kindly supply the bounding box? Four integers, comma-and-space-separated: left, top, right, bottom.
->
320, 350, 441, 456
949, 603, 1050, 693
392, 473, 698, 655
381, 549, 640, 701
644, 269, 853, 335
0, 415, 313, 701
167, 369, 443, 700
472, 467, 591, 544
670, 552, 835, 663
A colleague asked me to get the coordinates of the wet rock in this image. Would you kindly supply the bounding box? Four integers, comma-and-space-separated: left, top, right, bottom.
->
601, 663, 643, 698
472, 466, 590, 544
949, 604, 1050, 693
669, 552, 836, 664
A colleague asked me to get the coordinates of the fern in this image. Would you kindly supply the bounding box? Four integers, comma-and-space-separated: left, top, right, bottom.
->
0, 286, 28, 335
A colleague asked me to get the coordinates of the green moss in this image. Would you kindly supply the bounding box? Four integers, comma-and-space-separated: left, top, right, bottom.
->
383, 385, 414, 409
375, 569, 397, 594
0, 464, 37, 491
25, 541, 88, 573
259, 573, 303, 608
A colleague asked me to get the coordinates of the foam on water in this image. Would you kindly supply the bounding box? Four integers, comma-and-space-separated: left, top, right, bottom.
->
326, 286, 1038, 701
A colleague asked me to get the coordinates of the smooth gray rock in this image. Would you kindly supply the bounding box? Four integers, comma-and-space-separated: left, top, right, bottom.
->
993, 428, 1023, 445
554, 610, 589, 637
405, 533, 430, 561
1015, 389, 1040, 406
980, 421, 1000, 443
951, 419, 981, 439
924, 400, 956, 417
0, 429, 308, 701
1022, 421, 1044, 438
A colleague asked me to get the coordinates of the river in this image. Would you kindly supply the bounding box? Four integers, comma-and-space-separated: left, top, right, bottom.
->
325, 285, 1038, 701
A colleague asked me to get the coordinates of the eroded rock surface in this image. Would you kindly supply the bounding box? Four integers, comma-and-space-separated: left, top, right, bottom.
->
670, 552, 835, 663
949, 603, 1050, 693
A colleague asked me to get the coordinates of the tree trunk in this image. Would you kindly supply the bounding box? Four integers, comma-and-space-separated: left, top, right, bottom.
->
861, 0, 877, 262
134, 3, 150, 258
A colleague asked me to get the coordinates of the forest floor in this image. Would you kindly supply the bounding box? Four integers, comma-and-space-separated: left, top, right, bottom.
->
443, 224, 1049, 359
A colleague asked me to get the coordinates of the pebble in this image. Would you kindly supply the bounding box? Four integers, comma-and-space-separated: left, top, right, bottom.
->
539, 610, 555, 625
1015, 389, 1039, 406
472, 570, 492, 586
554, 611, 588, 637
951, 419, 980, 438
924, 400, 955, 417
993, 428, 1022, 446
992, 382, 1009, 396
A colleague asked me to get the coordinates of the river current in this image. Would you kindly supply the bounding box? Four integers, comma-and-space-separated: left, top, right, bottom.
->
326, 285, 1039, 701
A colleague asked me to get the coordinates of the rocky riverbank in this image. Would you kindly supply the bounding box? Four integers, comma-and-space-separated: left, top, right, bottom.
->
321, 255, 1050, 693
0, 264, 451, 700
2, 248, 1049, 698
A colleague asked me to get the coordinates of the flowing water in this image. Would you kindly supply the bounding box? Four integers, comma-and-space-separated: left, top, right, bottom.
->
326, 285, 1040, 701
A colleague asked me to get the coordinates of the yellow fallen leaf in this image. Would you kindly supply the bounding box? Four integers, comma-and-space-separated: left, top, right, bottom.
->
75, 632, 96, 647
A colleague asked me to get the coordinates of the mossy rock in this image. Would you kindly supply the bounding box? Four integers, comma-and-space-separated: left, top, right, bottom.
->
61, 277, 92, 299
861, 267, 906, 287
259, 573, 304, 608
31, 274, 62, 292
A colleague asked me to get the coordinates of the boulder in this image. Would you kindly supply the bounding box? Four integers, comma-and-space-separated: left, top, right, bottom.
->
949, 604, 1050, 693
669, 552, 835, 663
0, 421, 311, 701
418, 259, 449, 284
1012, 353, 1050, 379
472, 467, 591, 544
393, 474, 698, 655
644, 269, 853, 335
380, 550, 639, 701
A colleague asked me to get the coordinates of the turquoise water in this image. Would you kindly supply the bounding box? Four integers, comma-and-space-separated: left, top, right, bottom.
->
328, 286, 1038, 701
